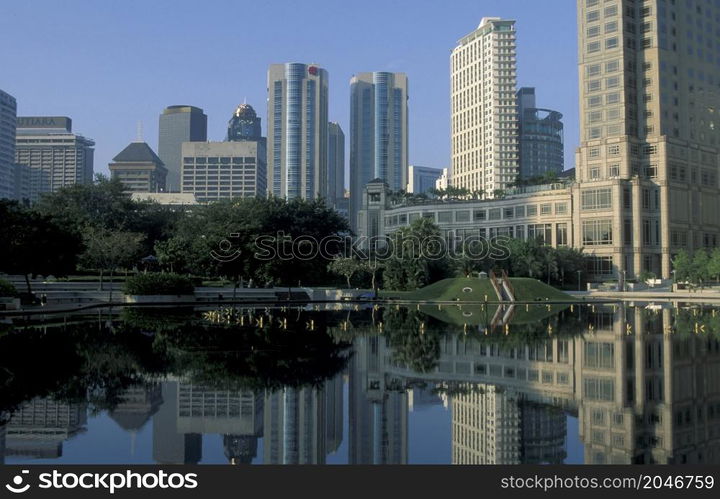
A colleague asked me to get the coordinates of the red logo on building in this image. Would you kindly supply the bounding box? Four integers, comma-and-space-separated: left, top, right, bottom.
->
308, 66, 318, 76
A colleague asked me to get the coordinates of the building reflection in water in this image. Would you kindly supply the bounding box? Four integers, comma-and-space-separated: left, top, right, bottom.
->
1, 304, 718, 465
3, 399, 87, 460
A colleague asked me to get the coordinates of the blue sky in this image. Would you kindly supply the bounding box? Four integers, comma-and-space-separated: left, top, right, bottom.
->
0, 0, 578, 181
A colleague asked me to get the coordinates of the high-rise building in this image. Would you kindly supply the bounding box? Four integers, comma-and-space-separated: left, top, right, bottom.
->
407, 165, 443, 194
227, 103, 262, 141
516, 87, 564, 179
267, 63, 329, 200
109, 141, 167, 193
158, 106, 207, 192
349, 72, 409, 230
152, 382, 202, 465
327, 122, 345, 209
450, 18, 518, 195
0, 89, 17, 200
574, 0, 720, 279
15, 117, 94, 202
181, 141, 266, 202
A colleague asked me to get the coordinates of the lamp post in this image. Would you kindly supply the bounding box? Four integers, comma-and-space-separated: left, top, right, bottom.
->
621, 270, 626, 292
577, 270, 582, 292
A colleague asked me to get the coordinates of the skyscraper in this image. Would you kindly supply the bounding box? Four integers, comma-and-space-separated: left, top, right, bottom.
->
516, 87, 564, 179
327, 121, 345, 209
450, 18, 518, 195
349, 72, 408, 230
181, 141, 266, 202
227, 103, 262, 141
15, 117, 94, 202
407, 165, 443, 194
158, 106, 207, 192
109, 141, 167, 193
0, 89, 17, 200
574, 0, 720, 279
267, 63, 329, 200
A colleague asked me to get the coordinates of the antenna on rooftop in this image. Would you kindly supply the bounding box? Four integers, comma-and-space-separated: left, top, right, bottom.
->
136, 121, 144, 142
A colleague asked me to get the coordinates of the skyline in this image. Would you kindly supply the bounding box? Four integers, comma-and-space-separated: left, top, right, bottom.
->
0, 0, 578, 185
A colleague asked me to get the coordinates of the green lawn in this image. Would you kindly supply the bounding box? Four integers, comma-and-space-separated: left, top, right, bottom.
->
379, 277, 575, 303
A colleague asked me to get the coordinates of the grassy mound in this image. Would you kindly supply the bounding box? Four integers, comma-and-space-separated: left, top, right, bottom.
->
380, 277, 575, 303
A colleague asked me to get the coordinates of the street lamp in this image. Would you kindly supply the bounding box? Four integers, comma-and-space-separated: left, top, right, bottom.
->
577, 270, 582, 292
621, 270, 626, 292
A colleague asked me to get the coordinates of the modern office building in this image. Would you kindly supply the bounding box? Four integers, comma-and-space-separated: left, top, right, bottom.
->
152, 382, 202, 465
0, 89, 17, 200
450, 18, 518, 195
574, 0, 720, 279
15, 117, 94, 202
109, 141, 167, 193
5, 398, 87, 459
227, 103, 262, 141
517, 87, 564, 179
436, 168, 450, 190
407, 165, 443, 194
327, 121, 345, 209
451, 385, 522, 464
181, 141, 266, 202
349, 72, 409, 230
158, 106, 207, 192
267, 63, 329, 200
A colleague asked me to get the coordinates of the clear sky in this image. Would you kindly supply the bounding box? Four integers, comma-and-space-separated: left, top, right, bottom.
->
0, 0, 579, 182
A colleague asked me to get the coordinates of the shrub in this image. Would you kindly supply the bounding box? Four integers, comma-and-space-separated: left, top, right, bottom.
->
124, 272, 194, 296
0, 278, 18, 297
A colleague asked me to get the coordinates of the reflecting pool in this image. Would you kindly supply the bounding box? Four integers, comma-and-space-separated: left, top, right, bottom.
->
1, 301, 719, 465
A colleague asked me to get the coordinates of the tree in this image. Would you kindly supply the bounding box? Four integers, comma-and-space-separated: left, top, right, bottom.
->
328, 257, 364, 288
708, 248, 720, 283
0, 200, 81, 295
382, 217, 451, 291
79, 227, 144, 300
34, 175, 137, 234
672, 250, 692, 283
691, 249, 710, 288
540, 247, 560, 284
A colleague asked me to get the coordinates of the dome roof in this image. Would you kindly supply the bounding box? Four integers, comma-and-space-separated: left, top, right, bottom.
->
233, 103, 257, 119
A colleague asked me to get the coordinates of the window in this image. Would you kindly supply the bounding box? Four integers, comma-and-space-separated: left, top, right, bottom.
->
555, 202, 568, 214
474, 209, 486, 221
585, 342, 615, 368
606, 76, 620, 88
587, 41, 602, 53
609, 164, 620, 176
606, 92, 620, 104
587, 256, 614, 275
540, 203, 552, 215
606, 37, 619, 49
587, 25, 601, 37
608, 144, 620, 155
588, 96, 603, 107
584, 377, 615, 401
605, 60, 620, 73
605, 21, 618, 33
581, 188, 612, 209
587, 79, 602, 92
586, 64, 601, 76
527, 205, 537, 216
604, 5, 618, 17
587, 10, 600, 22
582, 219, 613, 245
488, 208, 501, 220
515, 206, 525, 218
590, 167, 601, 179
557, 223, 568, 246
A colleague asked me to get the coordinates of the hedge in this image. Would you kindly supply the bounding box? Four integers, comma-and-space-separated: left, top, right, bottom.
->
0, 279, 18, 297
123, 273, 194, 296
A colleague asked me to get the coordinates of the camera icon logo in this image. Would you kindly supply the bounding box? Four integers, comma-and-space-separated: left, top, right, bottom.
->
5, 470, 31, 494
